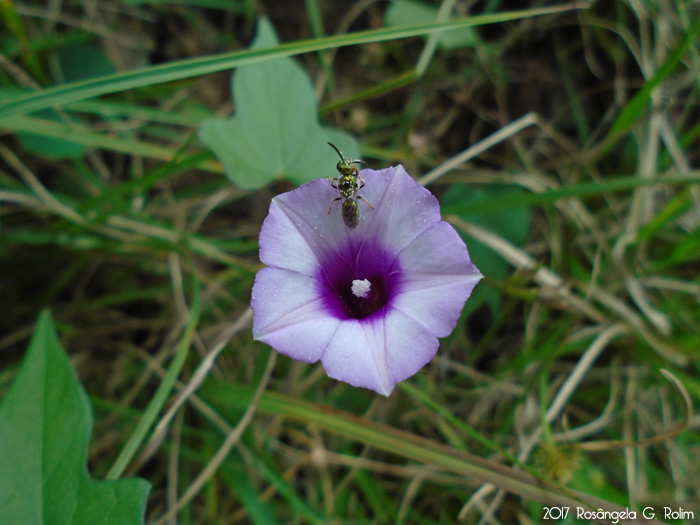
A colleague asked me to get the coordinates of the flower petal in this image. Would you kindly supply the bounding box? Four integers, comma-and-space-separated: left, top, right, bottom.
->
392, 221, 482, 337
321, 319, 392, 395
383, 308, 440, 387
260, 166, 445, 275
259, 179, 358, 274
252, 267, 340, 363
358, 166, 442, 256
320, 308, 442, 396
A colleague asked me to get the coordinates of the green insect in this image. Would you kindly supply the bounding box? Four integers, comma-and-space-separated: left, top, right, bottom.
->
326, 142, 374, 229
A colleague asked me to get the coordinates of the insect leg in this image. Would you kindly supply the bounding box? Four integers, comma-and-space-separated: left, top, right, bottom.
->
328, 197, 342, 214
357, 173, 366, 190
358, 195, 374, 209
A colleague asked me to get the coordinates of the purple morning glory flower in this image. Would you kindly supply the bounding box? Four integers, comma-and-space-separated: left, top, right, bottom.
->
251, 165, 482, 395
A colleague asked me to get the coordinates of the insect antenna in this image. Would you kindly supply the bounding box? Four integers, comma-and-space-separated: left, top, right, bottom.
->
327, 142, 344, 160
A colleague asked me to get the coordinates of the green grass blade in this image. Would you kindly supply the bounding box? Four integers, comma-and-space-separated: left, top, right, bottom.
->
0, 4, 582, 118
1, 115, 181, 161
201, 380, 657, 517
106, 281, 201, 480
608, 15, 700, 136
440, 174, 700, 216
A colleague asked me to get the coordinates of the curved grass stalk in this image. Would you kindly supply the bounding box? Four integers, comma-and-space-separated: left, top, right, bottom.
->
0, 4, 584, 119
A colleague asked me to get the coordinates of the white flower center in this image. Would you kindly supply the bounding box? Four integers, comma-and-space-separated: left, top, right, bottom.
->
351, 279, 371, 299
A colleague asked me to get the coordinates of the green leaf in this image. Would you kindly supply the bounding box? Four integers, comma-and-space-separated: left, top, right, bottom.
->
15, 109, 87, 160
11, 44, 115, 160
608, 15, 700, 137
199, 18, 357, 189
219, 455, 280, 525
440, 174, 700, 215
385, 0, 480, 49
441, 183, 531, 312
57, 43, 116, 83
199, 379, 637, 516
0, 311, 150, 525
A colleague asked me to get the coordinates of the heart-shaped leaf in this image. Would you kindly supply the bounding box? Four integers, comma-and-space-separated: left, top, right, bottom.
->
0, 311, 150, 525
385, 0, 480, 49
57, 43, 117, 83
199, 18, 358, 189
15, 43, 116, 160
441, 183, 531, 314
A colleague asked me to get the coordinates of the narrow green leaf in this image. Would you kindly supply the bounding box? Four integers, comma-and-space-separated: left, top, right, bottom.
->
0, 5, 582, 118
200, 380, 654, 518
608, 15, 700, 136
219, 455, 280, 525
106, 282, 201, 480
440, 174, 700, 216
4, 114, 195, 163
0, 311, 150, 525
